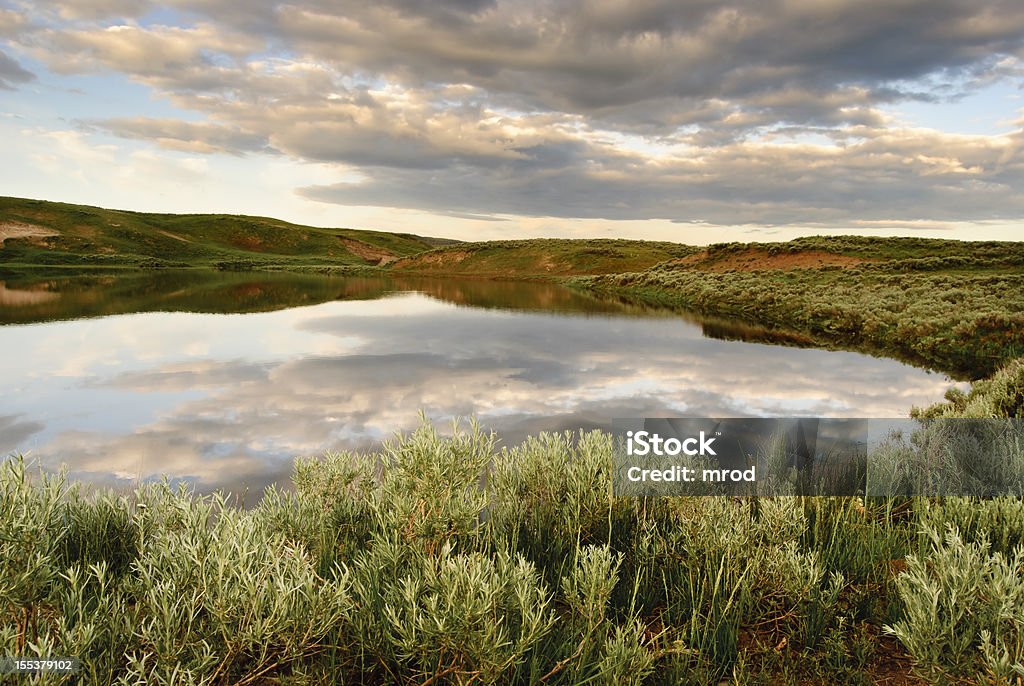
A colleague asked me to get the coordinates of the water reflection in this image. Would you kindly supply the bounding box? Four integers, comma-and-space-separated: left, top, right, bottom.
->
0, 274, 960, 496
0, 270, 649, 324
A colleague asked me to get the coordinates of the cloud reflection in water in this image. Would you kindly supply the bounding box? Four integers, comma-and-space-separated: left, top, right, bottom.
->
0, 290, 958, 494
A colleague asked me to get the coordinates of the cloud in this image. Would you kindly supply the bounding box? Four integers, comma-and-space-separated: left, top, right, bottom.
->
0, 9, 29, 37
6, 0, 1024, 229
54, 0, 153, 21
20, 2, 1024, 124
25, 21, 262, 90
301, 126, 1024, 225
94, 117, 268, 154
0, 49, 34, 89
0, 414, 44, 452
259, 0, 1024, 116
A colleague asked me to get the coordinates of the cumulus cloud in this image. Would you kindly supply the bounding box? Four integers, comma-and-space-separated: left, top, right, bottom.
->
5, 0, 1024, 228
261, 0, 1024, 115
0, 9, 29, 37
93, 117, 268, 153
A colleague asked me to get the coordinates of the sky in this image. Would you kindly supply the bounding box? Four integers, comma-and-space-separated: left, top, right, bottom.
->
2, 1, 1024, 242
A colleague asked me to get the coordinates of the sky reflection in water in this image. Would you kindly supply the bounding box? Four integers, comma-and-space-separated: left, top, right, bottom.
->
0, 282, 959, 496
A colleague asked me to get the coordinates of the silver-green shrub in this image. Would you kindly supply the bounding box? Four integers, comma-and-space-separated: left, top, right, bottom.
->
886, 524, 1024, 682
6, 418, 1022, 684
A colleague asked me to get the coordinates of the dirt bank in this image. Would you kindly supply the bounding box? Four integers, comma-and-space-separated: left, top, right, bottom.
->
0, 221, 59, 247
673, 248, 872, 271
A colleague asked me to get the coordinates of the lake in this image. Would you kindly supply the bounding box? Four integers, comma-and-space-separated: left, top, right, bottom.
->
0, 271, 960, 498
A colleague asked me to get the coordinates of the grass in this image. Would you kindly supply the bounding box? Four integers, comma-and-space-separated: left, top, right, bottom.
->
0, 196, 445, 273
389, 238, 700, 277
570, 237, 1024, 379
679, 235, 1024, 264
4, 412, 1024, 684
913, 358, 1024, 418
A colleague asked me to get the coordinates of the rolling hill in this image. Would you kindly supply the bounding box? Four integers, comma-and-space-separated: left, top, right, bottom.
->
0, 196, 447, 272
390, 238, 701, 277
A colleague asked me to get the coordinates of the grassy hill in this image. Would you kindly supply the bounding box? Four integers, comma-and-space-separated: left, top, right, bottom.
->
670, 235, 1024, 270
0, 196, 444, 272
1, 197, 698, 278
390, 238, 700, 277
572, 236, 1024, 378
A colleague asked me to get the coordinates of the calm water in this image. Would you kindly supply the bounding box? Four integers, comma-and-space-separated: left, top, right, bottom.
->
0, 271, 960, 496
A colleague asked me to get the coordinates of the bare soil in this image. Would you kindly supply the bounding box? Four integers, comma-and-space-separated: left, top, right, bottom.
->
674, 248, 872, 272
157, 229, 192, 243
392, 249, 472, 269
339, 237, 399, 265
0, 221, 59, 247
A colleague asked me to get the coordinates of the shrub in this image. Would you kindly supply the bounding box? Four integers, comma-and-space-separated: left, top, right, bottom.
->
5, 418, 1022, 684
886, 524, 1024, 683
914, 358, 1024, 418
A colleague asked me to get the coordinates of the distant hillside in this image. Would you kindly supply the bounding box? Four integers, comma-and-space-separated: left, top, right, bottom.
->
673, 235, 1024, 269
0, 196, 447, 271
390, 238, 701, 277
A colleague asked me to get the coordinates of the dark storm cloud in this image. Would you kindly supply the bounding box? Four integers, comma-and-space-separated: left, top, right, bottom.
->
259, 0, 1024, 121
22, 1, 1024, 127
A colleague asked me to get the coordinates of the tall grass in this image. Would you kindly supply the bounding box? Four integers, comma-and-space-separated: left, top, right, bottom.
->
3, 420, 1023, 684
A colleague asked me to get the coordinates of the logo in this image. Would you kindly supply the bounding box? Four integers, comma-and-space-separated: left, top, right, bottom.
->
626, 430, 717, 456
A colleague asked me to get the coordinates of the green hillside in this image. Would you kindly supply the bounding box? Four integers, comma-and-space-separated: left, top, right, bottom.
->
0, 196, 442, 271
390, 238, 700, 277
572, 236, 1024, 379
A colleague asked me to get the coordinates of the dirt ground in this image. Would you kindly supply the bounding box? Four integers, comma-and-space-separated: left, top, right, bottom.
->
339, 237, 400, 264
392, 249, 472, 269
674, 248, 872, 271
0, 221, 58, 247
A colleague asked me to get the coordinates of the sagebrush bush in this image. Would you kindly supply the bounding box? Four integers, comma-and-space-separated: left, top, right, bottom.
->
572, 256, 1024, 378
886, 524, 1024, 683
914, 358, 1024, 418
3, 419, 1023, 684
869, 418, 1024, 498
